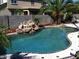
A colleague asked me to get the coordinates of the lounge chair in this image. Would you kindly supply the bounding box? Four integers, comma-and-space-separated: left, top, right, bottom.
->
70, 52, 75, 57
11, 52, 30, 59
24, 55, 37, 59
10, 52, 23, 59
24, 56, 32, 59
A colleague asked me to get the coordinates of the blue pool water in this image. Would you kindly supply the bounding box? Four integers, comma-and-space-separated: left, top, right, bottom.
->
6, 28, 70, 54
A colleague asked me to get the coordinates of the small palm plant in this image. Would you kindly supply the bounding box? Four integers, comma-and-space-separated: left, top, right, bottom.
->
74, 1, 79, 13
15, 9, 23, 15
0, 24, 10, 55
33, 18, 39, 25
32, 15, 40, 25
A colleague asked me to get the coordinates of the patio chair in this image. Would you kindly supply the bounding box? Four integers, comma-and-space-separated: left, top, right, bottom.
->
24, 55, 37, 59
10, 52, 23, 59
24, 56, 32, 59
70, 52, 75, 57
10, 52, 30, 59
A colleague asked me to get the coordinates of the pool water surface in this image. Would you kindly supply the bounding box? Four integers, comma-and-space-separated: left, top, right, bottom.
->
6, 28, 70, 54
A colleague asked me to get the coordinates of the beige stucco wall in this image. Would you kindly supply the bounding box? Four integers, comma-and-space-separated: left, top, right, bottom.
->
0, 7, 11, 16
7, 0, 42, 9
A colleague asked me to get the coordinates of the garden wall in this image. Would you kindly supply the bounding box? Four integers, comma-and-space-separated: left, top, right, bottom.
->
0, 15, 53, 29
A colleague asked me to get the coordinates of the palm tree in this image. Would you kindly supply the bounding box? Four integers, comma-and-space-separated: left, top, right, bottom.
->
0, 25, 10, 55
40, 0, 74, 24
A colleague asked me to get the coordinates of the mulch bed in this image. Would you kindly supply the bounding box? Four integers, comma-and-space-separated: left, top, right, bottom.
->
5, 28, 16, 33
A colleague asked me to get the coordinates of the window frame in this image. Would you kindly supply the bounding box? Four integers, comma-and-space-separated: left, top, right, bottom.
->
11, 0, 17, 5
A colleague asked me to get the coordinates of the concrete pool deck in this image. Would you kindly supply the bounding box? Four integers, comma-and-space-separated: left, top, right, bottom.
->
64, 23, 79, 28
3, 23, 79, 59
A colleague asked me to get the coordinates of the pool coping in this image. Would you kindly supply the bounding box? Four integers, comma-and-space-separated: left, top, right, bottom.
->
5, 24, 79, 59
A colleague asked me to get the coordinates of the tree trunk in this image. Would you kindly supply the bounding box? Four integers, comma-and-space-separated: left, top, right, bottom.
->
58, 15, 61, 24
56, 11, 61, 24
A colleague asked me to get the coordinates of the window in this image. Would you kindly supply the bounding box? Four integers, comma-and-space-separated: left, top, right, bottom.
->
11, 0, 17, 4
11, 10, 17, 15
24, 11, 28, 15
1, 0, 3, 4
31, 0, 38, 2
0, 0, 3, 5
0, 0, 1, 5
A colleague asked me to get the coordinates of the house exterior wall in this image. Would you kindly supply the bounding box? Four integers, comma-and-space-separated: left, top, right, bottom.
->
7, 0, 42, 15
0, 0, 7, 5
0, 7, 11, 16
7, 0, 42, 9
3, 0, 7, 3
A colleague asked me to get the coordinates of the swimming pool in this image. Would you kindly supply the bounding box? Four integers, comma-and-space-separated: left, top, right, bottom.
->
6, 28, 70, 54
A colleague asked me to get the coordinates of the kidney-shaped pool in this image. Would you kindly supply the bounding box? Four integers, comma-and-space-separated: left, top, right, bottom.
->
6, 28, 70, 54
